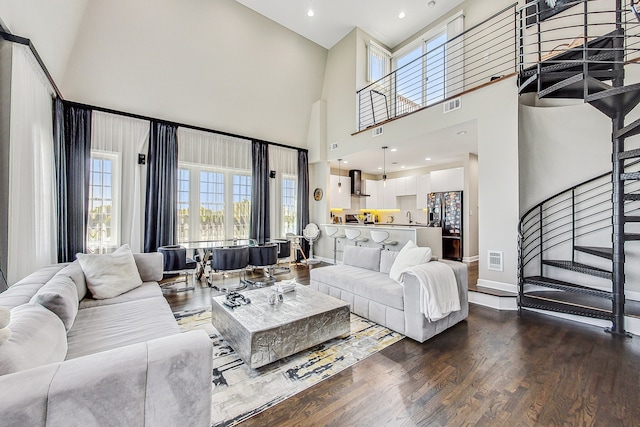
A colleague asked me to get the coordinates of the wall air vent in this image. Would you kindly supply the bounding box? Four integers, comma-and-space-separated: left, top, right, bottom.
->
443, 97, 461, 113
330, 142, 339, 151
488, 250, 504, 271
372, 126, 383, 137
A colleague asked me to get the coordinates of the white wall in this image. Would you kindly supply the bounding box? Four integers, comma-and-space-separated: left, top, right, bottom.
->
0, 0, 89, 84
61, 0, 327, 149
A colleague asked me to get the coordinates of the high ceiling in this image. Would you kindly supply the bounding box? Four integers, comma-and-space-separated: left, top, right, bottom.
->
233, 0, 464, 49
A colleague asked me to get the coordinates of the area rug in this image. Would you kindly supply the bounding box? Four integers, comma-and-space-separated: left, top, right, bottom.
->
175, 308, 404, 426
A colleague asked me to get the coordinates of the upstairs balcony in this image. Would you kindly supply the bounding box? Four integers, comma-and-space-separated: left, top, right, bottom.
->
356, 3, 518, 132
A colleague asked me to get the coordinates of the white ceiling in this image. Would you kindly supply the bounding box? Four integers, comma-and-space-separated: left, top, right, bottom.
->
233, 0, 464, 49
332, 121, 478, 176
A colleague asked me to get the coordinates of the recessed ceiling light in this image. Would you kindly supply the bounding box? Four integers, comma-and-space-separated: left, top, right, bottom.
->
457, 130, 467, 135
343, 160, 348, 164
425, 157, 432, 161
377, 167, 382, 170
390, 148, 397, 152
399, 12, 406, 19
401, 165, 406, 169
428, 1, 436, 7
307, 9, 314, 17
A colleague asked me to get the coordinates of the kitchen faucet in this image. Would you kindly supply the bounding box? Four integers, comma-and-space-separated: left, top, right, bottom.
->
406, 211, 412, 224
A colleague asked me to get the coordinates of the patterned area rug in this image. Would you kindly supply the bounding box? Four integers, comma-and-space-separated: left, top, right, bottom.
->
175, 308, 404, 427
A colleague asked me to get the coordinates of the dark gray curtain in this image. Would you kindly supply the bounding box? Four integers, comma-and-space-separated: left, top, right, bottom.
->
53, 100, 92, 262
144, 121, 178, 253
297, 149, 310, 258
250, 141, 270, 244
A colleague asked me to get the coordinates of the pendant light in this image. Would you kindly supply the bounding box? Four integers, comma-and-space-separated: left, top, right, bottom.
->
382, 146, 388, 187
337, 159, 342, 193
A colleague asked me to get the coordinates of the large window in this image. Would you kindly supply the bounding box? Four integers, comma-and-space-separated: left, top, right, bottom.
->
87, 151, 119, 254
393, 31, 448, 114
176, 164, 251, 243
368, 42, 391, 82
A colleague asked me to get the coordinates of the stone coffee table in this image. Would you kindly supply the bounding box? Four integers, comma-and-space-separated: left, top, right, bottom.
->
211, 285, 350, 369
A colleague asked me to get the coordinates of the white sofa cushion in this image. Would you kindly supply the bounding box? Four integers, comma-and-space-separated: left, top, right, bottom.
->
31, 274, 79, 331
77, 244, 143, 300
389, 240, 432, 283
380, 250, 399, 274
0, 307, 9, 329
55, 261, 88, 301
0, 303, 67, 375
343, 246, 381, 271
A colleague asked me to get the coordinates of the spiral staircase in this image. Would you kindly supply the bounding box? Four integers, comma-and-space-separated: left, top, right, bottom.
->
517, 0, 640, 336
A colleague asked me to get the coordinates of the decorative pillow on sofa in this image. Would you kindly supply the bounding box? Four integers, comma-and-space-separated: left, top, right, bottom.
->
0, 303, 67, 376
380, 250, 400, 274
342, 246, 381, 271
30, 274, 79, 331
389, 240, 432, 283
76, 244, 143, 300
56, 261, 88, 301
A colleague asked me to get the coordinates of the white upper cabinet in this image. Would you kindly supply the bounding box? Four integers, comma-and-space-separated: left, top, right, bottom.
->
329, 175, 351, 209
396, 175, 417, 196
365, 179, 379, 209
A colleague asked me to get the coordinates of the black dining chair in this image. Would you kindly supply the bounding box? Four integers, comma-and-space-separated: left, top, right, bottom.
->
157, 245, 197, 292
208, 245, 250, 292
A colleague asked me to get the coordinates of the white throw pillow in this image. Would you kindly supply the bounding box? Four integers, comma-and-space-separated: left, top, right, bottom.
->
389, 240, 432, 283
77, 244, 143, 300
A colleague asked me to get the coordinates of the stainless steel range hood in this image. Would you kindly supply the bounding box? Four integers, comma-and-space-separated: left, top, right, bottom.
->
349, 170, 370, 197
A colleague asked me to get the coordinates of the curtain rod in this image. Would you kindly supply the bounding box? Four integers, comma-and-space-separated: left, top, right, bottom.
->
0, 31, 64, 100
64, 100, 308, 153
0, 29, 307, 154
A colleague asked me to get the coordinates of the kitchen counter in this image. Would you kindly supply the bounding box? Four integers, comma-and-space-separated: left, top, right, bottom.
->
320, 224, 442, 260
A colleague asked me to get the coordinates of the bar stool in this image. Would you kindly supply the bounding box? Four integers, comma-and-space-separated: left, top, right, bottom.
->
325, 226, 345, 264
370, 230, 398, 250
345, 228, 368, 246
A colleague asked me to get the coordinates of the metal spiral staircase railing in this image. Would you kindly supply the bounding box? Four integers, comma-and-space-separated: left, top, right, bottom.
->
517, 0, 640, 336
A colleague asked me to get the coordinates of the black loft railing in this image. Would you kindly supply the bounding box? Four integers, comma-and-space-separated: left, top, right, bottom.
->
356, 3, 518, 132
517, 0, 640, 95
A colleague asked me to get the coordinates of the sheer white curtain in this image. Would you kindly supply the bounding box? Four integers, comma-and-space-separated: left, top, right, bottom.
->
269, 145, 298, 239
91, 111, 150, 253
7, 44, 57, 284
177, 128, 250, 168
446, 13, 465, 97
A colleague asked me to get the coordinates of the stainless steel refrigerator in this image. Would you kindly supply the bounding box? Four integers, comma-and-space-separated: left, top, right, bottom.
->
427, 191, 463, 261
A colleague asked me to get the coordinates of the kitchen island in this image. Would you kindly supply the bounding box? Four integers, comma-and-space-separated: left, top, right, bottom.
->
320, 224, 442, 262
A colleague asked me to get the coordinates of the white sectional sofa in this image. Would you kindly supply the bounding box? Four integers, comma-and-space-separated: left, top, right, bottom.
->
310, 245, 468, 342
0, 252, 212, 427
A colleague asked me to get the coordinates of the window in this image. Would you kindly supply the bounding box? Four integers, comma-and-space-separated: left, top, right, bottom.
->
368, 42, 391, 82
393, 31, 448, 114
232, 174, 251, 239
177, 168, 190, 242
87, 151, 119, 254
282, 177, 297, 235
199, 171, 225, 241
176, 164, 251, 243
425, 32, 447, 103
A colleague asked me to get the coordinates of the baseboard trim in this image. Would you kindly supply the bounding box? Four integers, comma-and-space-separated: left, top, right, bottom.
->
469, 290, 517, 311
463, 255, 479, 263
476, 279, 517, 293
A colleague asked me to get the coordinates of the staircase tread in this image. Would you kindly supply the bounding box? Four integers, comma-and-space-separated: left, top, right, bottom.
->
618, 148, 640, 160
524, 275, 613, 298
586, 83, 640, 119
624, 194, 640, 201
574, 245, 613, 259
621, 172, 640, 180
625, 215, 640, 222
626, 233, 640, 240
522, 292, 640, 319
542, 260, 612, 278
614, 118, 640, 140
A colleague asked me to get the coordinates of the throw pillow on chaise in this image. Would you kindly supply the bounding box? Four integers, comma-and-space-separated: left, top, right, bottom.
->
76, 244, 143, 300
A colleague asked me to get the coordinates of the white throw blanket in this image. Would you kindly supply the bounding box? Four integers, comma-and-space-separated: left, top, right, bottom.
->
402, 261, 461, 322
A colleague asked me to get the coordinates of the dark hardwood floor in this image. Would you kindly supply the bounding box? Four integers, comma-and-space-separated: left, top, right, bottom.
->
163, 262, 640, 426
